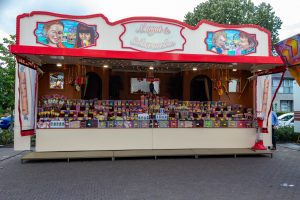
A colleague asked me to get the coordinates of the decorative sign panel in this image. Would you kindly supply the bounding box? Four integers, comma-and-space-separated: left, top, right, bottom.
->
17, 12, 273, 56
120, 22, 186, 52
34, 20, 99, 48
205, 29, 258, 55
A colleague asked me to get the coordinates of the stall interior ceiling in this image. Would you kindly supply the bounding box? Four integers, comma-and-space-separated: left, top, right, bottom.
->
23, 54, 279, 73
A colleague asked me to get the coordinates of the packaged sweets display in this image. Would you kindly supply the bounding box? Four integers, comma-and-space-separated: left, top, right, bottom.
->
86, 120, 98, 128
178, 121, 185, 128
237, 121, 248, 128
194, 120, 204, 128
246, 121, 253, 128
115, 121, 124, 128
124, 121, 133, 128
37, 95, 254, 129
107, 121, 115, 128
69, 121, 80, 128
133, 121, 140, 128
37, 121, 50, 129
204, 120, 213, 128
213, 121, 221, 128
98, 121, 107, 129
49, 120, 65, 128
169, 120, 178, 128
221, 120, 228, 128
141, 120, 151, 128
228, 121, 237, 128
158, 121, 169, 128
185, 121, 194, 128
80, 121, 86, 128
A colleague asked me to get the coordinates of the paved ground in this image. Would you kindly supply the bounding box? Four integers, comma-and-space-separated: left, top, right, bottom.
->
0, 147, 299, 200
278, 143, 300, 151
0, 148, 23, 161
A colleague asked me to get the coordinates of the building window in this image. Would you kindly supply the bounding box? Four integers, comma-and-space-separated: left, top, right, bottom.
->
283, 79, 293, 94
280, 100, 293, 112
274, 103, 278, 111
272, 78, 293, 94
272, 79, 279, 93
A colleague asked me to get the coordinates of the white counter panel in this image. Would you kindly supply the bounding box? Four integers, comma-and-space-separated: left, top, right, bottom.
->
36, 129, 153, 152
36, 128, 258, 152
153, 128, 257, 149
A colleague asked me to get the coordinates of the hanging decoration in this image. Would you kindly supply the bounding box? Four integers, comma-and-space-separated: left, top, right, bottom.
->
212, 64, 230, 99
74, 61, 86, 92
66, 65, 75, 85
239, 79, 249, 99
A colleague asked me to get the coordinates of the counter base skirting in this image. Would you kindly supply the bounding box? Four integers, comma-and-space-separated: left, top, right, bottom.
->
22, 148, 273, 162
35, 128, 267, 152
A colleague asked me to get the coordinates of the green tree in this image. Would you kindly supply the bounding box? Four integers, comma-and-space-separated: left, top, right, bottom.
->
184, 0, 282, 44
0, 35, 16, 115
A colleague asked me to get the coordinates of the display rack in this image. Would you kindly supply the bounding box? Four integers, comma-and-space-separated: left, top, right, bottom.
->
37, 95, 255, 129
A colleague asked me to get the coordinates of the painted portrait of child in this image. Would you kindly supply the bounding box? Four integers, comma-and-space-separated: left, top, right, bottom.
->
75, 23, 96, 48
211, 31, 228, 55
35, 20, 98, 49
206, 30, 257, 56
43, 20, 65, 48
236, 32, 256, 55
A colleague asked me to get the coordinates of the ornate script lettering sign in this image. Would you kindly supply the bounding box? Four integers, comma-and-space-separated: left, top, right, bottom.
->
120, 22, 186, 52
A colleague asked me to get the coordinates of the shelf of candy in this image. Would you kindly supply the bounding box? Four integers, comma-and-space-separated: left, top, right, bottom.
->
37, 94, 254, 129
141, 96, 254, 128
38, 94, 66, 119
37, 94, 67, 129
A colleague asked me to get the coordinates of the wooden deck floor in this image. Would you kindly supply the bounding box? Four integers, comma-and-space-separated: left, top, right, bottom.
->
21, 148, 273, 162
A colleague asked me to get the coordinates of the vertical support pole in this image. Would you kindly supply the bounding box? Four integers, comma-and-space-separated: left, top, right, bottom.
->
183, 71, 190, 101
102, 67, 110, 99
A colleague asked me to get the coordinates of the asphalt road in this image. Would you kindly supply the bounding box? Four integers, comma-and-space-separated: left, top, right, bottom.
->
0, 146, 299, 200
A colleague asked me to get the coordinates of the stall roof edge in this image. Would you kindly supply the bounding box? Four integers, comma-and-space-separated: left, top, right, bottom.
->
10, 45, 283, 67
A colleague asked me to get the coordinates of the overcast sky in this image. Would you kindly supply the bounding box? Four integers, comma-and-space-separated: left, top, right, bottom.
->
0, 0, 299, 43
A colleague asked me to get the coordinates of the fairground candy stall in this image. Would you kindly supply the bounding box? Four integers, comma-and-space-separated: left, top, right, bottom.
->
10, 12, 283, 152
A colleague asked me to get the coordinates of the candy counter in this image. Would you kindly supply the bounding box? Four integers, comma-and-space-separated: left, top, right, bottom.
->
35, 95, 257, 152
37, 95, 255, 129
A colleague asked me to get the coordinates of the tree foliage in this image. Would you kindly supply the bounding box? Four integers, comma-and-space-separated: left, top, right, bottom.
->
0, 35, 16, 114
184, 0, 282, 44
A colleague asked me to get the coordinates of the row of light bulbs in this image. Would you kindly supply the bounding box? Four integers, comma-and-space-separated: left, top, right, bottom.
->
57, 63, 260, 72
56, 63, 109, 68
